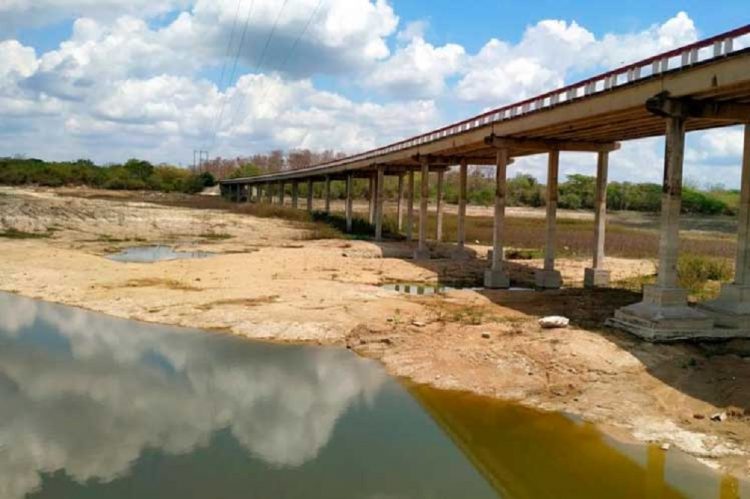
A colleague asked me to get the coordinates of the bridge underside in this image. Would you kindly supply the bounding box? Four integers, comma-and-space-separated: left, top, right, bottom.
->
220, 34, 750, 342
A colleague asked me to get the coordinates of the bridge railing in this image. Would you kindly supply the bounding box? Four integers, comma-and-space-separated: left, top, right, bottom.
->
228, 25, 750, 181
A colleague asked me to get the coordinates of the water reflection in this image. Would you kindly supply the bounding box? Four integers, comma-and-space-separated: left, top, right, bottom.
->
0, 292, 395, 498
0, 292, 746, 499
409, 384, 748, 499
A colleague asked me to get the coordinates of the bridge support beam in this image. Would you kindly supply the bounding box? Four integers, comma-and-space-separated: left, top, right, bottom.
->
453, 159, 469, 260
375, 166, 385, 241
306, 179, 313, 212
535, 150, 563, 289
485, 150, 510, 288
266, 182, 273, 204
324, 176, 331, 214
278, 182, 285, 205
701, 124, 750, 333
345, 173, 353, 232
584, 151, 611, 288
407, 170, 415, 241
612, 116, 713, 340
291, 181, 299, 209
397, 173, 404, 232
435, 170, 444, 242
414, 159, 431, 260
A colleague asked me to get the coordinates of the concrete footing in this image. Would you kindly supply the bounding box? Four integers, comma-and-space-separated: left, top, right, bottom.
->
610, 285, 715, 341
451, 247, 471, 261
534, 269, 562, 289
699, 284, 750, 329
584, 268, 611, 288
413, 248, 431, 260
484, 269, 510, 289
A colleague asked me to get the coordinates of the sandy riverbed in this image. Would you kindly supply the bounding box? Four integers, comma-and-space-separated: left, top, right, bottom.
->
1, 186, 749, 477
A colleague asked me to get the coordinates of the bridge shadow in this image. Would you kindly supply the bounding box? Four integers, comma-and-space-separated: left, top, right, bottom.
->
370, 239, 750, 417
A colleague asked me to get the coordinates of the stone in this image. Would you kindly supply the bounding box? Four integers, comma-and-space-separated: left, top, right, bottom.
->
539, 316, 570, 329
412, 320, 426, 327
660, 443, 671, 451
711, 412, 727, 422
481, 332, 491, 339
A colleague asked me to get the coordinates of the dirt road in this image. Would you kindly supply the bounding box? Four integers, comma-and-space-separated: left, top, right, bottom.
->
1, 186, 749, 477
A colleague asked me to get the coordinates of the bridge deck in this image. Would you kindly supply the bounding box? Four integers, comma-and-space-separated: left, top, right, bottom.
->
221, 26, 750, 184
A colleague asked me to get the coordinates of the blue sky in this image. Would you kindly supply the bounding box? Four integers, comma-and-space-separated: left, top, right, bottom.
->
0, 1, 748, 186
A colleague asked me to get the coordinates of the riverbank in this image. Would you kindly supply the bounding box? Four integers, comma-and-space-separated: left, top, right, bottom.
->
1, 186, 749, 478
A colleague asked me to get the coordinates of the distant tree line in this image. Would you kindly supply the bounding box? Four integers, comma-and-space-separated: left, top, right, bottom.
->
0, 152, 739, 215
0, 157, 215, 194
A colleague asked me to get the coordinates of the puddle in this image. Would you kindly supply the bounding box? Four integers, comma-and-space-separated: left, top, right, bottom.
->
0, 291, 746, 498
382, 283, 534, 295
107, 245, 214, 263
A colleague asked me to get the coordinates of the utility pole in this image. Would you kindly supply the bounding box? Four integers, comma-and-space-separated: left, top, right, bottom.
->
193, 150, 209, 171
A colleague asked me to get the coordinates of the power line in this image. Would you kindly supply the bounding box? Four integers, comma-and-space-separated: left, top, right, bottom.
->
216, 0, 243, 93
209, 0, 257, 151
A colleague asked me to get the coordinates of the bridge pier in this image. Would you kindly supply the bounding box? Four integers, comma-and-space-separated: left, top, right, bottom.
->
291, 181, 299, 209
585, 151, 611, 288
452, 159, 469, 260
701, 124, 750, 330
278, 181, 285, 205
436, 170, 444, 242
535, 150, 563, 289
414, 159, 431, 259
266, 182, 273, 203
406, 170, 415, 241
324, 176, 331, 214
484, 149, 510, 288
375, 166, 385, 241
306, 179, 313, 212
612, 116, 713, 340
397, 173, 404, 231
345, 173, 353, 232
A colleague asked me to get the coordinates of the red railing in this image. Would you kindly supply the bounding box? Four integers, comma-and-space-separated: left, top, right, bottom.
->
225, 24, 750, 182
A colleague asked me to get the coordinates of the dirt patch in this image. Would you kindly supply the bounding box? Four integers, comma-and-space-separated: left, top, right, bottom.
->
1, 186, 749, 478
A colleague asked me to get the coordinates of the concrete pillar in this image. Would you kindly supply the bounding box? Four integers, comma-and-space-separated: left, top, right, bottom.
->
291, 181, 299, 209
397, 173, 404, 232
584, 151, 611, 288
612, 116, 713, 340
414, 159, 431, 260
324, 176, 331, 214
407, 170, 415, 241
435, 170, 444, 242
266, 182, 273, 203
368, 174, 376, 225
535, 150, 563, 289
306, 178, 313, 212
702, 124, 750, 330
278, 182, 285, 205
453, 160, 469, 260
345, 173, 353, 232
484, 150, 510, 288
375, 166, 385, 241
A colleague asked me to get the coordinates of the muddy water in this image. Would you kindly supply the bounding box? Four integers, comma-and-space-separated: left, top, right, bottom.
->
106, 245, 214, 263
0, 292, 745, 499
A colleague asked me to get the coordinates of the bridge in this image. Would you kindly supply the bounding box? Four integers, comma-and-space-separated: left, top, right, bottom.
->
220, 25, 750, 342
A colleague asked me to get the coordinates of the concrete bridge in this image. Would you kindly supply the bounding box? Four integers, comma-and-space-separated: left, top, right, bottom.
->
221, 25, 750, 342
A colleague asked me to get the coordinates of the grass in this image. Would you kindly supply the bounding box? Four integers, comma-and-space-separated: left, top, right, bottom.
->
200, 232, 233, 241
196, 295, 279, 310
0, 228, 51, 239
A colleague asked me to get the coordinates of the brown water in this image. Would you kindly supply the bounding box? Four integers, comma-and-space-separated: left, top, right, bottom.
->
0, 291, 745, 498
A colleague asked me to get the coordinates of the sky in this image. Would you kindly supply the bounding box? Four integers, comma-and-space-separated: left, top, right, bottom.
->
1, 0, 749, 186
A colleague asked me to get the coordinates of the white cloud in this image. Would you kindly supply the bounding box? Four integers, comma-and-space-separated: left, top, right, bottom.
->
365, 35, 465, 97
456, 13, 698, 106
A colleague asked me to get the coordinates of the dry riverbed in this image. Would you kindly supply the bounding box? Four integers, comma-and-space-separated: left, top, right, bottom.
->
1, 186, 750, 478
